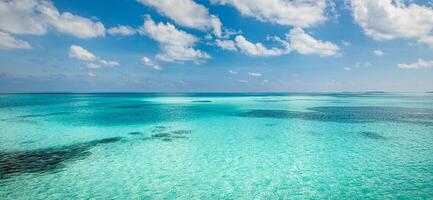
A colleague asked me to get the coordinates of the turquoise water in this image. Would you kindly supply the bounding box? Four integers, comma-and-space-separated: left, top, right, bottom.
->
1, 93, 433, 199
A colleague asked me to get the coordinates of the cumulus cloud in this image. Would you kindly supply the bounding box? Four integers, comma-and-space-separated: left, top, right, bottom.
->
228, 70, 238, 74
0, 0, 105, 38
398, 59, 433, 69
341, 40, 351, 46
235, 35, 290, 56
69, 45, 96, 61
137, 0, 222, 37
0, 31, 31, 49
215, 39, 237, 51
233, 27, 338, 57
211, 0, 327, 27
350, 0, 433, 47
248, 72, 262, 76
68, 45, 119, 68
142, 56, 161, 70
345, 61, 371, 70
287, 27, 339, 57
138, 16, 210, 63
108, 25, 136, 36
373, 50, 384, 56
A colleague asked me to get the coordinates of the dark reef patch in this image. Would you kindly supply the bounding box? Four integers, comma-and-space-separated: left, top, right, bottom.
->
192, 100, 212, 103
255, 99, 293, 102
113, 105, 148, 109
359, 132, 388, 140
238, 106, 433, 126
16, 112, 73, 119
128, 132, 143, 135
171, 130, 192, 135
2, 112, 73, 122
0, 137, 121, 179
152, 133, 170, 138
150, 128, 191, 141
264, 123, 276, 127
172, 135, 188, 139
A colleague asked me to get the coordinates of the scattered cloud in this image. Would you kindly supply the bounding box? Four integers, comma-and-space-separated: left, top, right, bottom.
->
137, 0, 222, 37
348, 61, 371, 70
287, 27, 340, 57
248, 72, 262, 77
142, 56, 161, 70
108, 25, 136, 36
235, 35, 289, 57
69, 45, 97, 61
87, 72, 96, 77
215, 39, 237, 51
68, 45, 119, 68
138, 16, 210, 63
0, 0, 105, 39
341, 40, 351, 46
0, 31, 31, 49
211, 0, 327, 27
373, 50, 384, 56
234, 27, 339, 57
221, 28, 242, 39
398, 59, 433, 69
228, 70, 238, 74
344, 67, 351, 70
350, 0, 433, 47
237, 79, 248, 83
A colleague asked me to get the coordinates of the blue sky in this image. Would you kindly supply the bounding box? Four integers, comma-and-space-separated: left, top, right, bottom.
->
1, 0, 433, 92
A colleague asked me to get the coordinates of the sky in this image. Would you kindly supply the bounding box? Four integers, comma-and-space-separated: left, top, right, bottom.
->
1, 0, 433, 92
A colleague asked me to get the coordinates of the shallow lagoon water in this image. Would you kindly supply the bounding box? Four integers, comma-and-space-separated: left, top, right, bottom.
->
1, 93, 433, 199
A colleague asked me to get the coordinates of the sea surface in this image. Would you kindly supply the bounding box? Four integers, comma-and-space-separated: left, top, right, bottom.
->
0, 93, 433, 199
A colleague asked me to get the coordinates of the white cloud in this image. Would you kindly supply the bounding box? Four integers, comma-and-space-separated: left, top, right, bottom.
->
69, 45, 97, 61
108, 25, 136, 36
228, 70, 238, 74
0, 31, 31, 49
235, 35, 290, 57
233, 27, 339, 57
138, 16, 210, 63
40, 3, 105, 39
97, 60, 119, 67
344, 67, 351, 70
87, 72, 96, 77
86, 60, 119, 68
86, 63, 100, 68
248, 72, 262, 76
350, 0, 433, 47
287, 27, 339, 57
137, 0, 222, 37
142, 56, 161, 70
211, 0, 327, 27
398, 59, 433, 69
68, 45, 119, 68
350, 61, 371, 69
373, 50, 384, 56
215, 39, 237, 51
0, 0, 47, 35
0, 0, 105, 38
341, 40, 351, 46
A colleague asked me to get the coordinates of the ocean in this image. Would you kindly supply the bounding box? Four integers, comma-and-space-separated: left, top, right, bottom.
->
1, 93, 432, 199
